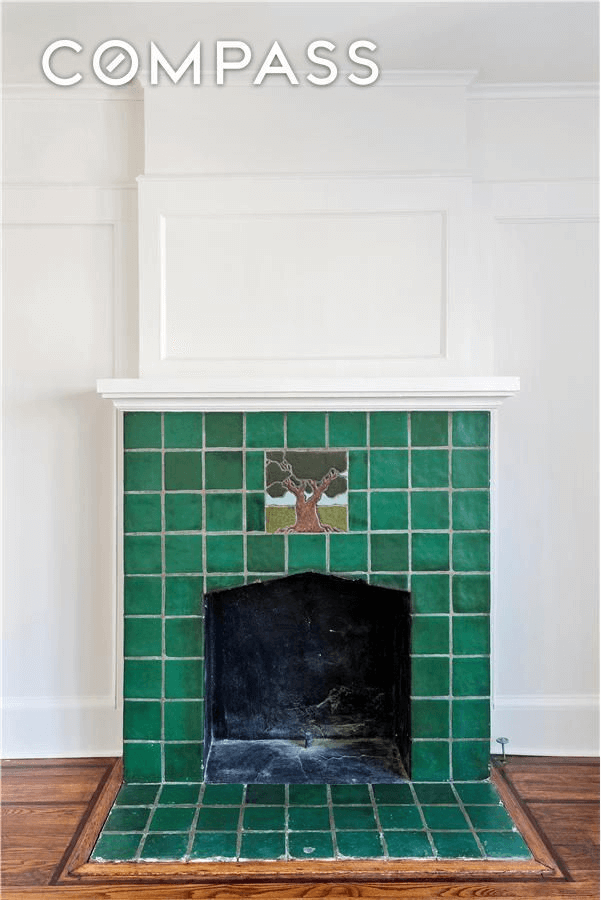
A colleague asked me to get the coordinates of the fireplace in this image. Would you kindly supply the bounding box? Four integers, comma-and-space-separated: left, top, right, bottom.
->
119, 405, 496, 785
204, 571, 411, 783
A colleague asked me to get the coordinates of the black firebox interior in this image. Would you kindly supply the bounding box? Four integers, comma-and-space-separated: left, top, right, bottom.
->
203, 572, 411, 783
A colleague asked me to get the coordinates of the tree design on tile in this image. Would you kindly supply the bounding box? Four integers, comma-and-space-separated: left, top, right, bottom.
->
265, 450, 347, 533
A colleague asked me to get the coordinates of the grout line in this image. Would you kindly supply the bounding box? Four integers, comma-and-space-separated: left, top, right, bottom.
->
284, 783, 290, 860
184, 782, 206, 860
451, 781, 486, 857
407, 779, 437, 857
235, 785, 248, 860
448, 411, 454, 779
160, 413, 166, 785
134, 784, 163, 861
368, 783, 388, 859
326, 785, 339, 859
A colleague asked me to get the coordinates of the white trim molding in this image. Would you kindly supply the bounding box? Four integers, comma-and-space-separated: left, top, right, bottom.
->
97, 376, 520, 411
492, 695, 600, 757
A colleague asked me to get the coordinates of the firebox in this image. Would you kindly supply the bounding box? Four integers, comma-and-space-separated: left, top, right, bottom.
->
203, 572, 411, 783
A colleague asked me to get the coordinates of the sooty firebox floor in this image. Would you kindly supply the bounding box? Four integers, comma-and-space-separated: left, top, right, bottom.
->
204, 738, 407, 784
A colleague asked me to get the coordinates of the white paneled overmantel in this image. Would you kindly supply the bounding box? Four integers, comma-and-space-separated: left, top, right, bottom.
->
138, 174, 481, 380
97, 377, 520, 411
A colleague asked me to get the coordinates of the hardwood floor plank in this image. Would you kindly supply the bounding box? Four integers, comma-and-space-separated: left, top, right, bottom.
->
1, 767, 110, 804
504, 759, 600, 802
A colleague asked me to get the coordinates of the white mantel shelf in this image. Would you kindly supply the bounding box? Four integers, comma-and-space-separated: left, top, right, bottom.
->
97, 377, 520, 411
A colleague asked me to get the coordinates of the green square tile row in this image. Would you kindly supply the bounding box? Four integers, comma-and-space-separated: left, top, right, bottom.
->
122, 411, 491, 784
91, 779, 531, 863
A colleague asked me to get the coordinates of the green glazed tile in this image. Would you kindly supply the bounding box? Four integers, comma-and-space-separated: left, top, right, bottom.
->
246, 493, 265, 532
370, 533, 408, 572
453, 533, 490, 572
411, 412, 448, 447
243, 806, 286, 830
466, 804, 514, 830
377, 805, 422, 830
328, 412, 367, 447
433, 832, 481, 858
412, 616, 449, 654
369, 573, 408, 590
165, 535, 203, 574
411, 450, 448, 488
455, 782, 499, 805
205, 451, 243, 490
453, 616, 490, 655
240, 831, 285, 859
453, 658, 490, 697
246, 784, 286, 805
92, 832, 142, 860
478, 831, 531, 858
452, 574, 490, 613
452, 450, 489, 488
123, 743, 161, 782
410, 743, 450, 781
410, 574, 450, 613
115, 783, 160, 806
205, 412, 243, 448
369, 412, 407, 447
372, 784, 414, 804
411, 491, 449, 530
190, 831, 238, 859
205, 574, 245, 591
124, 618, 162, 657
159, 783, 202, 805
124, 451, 162, 491
205, 535, 244, 573
246, 412, 285, 448
331, 784, 371, 805
414, 783, 456, 804
452, 412, 489, 448
335, 831, 383, 858
247, 535, 285, 573
165, 577, 203, 615
123, 659, 162, 698
452, 699, 490, 739
165, 659, 204, 698
422, 805, 469, 830
370, 491, 408, 531
141, 832, 189, 859
452, 491, 489, 531
124, 577, 162, 616
164, 743, 203, 782
149, 806, 196, 831
411, 657, 449, 696
246, 451, 265, 490
124, 412, 162, 449
289, 832, 334, 859
333, 806, 376, 830
165, 494, 203, 532
330, 533, 368, 572
164, 412, 203, 449
165, 618, 204, 658
105, 805, 151, 831
202, 783, 245, 805
412, 699, 450, 738
196, 807, 241, 830
412, 533, 450, 572
370, 449, 408, 489
124, 494, 162, 533
348, 450, 368, 488
348, 492, 368, 531
452, 741, 490, 781
287, 412, 326, 448
288, 806, 331, 831
164, 452, 202, 490
124, 535, 162, 575
385, 831, 433, 858
205, 493, 243, 532
288, 534, 327, 573
289, 784, 328, 805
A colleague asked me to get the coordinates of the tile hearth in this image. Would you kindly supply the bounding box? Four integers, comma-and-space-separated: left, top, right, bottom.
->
92, 779, 532, 862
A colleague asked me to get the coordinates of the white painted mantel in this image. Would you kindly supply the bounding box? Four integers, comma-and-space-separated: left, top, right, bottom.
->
97, 376, 520, 410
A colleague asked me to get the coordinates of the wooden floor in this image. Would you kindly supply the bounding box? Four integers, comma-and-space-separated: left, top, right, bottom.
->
1, 756, 599, 898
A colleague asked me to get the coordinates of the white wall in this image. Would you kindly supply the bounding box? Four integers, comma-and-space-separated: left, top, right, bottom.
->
2, 21, 598, 758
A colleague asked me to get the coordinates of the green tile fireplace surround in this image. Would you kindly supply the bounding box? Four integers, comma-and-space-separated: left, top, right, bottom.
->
121, 409, 492, 786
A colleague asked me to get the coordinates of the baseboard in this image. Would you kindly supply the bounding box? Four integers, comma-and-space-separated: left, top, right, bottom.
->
1, 696, 122, 758
492, 694, 599, 757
